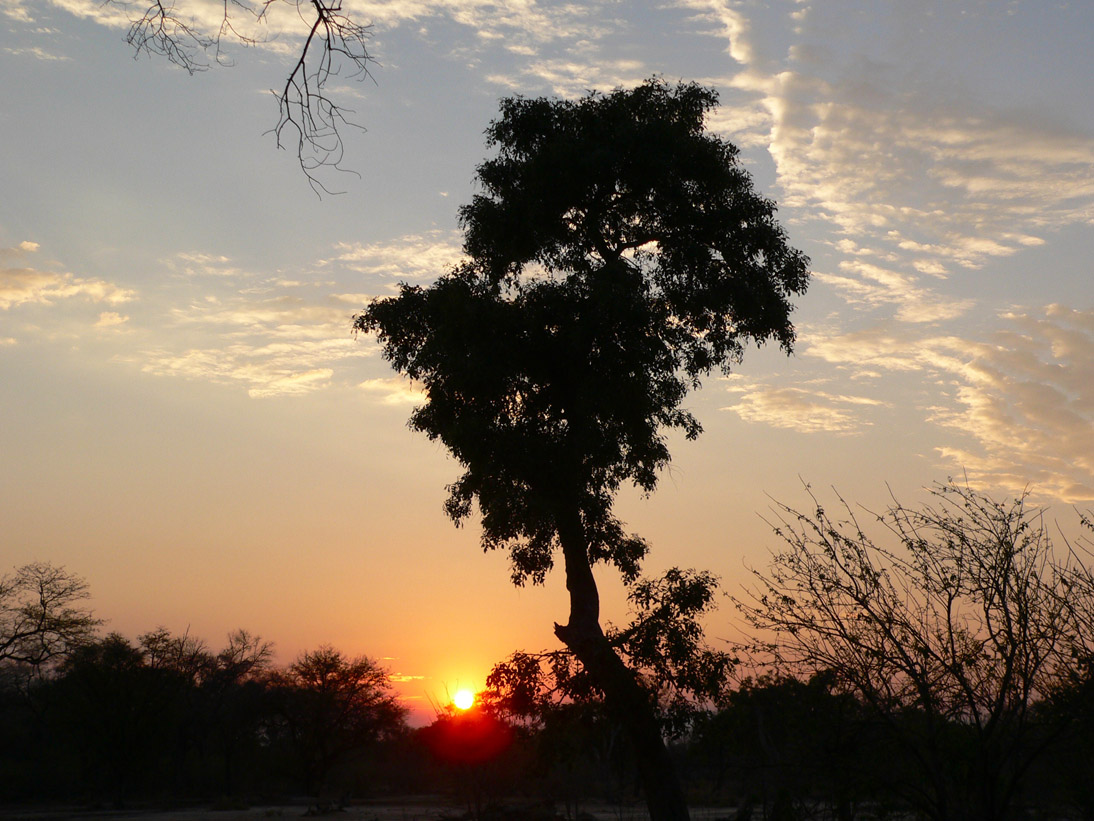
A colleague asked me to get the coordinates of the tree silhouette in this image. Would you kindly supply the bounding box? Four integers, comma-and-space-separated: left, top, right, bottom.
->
270, 646, 406, 804
487, 568, 733, 738
0, 562, 99, 671
737, 481, 1094, 821
358, 78, 809, 820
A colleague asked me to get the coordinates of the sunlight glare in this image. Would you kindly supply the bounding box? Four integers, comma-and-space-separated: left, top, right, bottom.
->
453, 689, 475, 710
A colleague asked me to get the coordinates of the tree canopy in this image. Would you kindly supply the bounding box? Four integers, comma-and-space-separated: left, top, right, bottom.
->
0, 562, 100, 670
359, 78, 809, 587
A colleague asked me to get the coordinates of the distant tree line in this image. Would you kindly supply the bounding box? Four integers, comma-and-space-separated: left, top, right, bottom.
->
0, 616, 406, 811
4, 482, 1094, 820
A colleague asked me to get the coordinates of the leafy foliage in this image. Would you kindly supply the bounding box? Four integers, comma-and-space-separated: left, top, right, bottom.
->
358, 79, 809, 586
270, 646, 407, 795
485, 568, 733, 736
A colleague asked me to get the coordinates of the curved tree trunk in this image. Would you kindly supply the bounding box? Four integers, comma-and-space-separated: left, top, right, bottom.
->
553, 509, 691, 821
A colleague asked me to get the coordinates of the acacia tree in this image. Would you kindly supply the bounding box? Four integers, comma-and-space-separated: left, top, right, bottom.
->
736, 482, 1094, 820
0, 562, 99, 671
358, 78, 809, 820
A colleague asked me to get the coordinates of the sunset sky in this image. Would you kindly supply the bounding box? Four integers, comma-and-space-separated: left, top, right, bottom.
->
2, 0, 1092, 720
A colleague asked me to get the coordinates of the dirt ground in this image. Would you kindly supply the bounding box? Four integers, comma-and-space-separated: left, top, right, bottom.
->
0, 800, 738, 821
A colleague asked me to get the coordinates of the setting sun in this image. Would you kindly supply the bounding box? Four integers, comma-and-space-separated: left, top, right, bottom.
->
453, 689, 475, 710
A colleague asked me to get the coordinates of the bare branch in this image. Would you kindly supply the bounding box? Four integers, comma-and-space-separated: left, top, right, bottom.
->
272, 0, 374, 194
117, 0, 374, 190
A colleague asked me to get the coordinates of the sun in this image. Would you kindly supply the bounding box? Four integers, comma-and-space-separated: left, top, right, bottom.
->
453, 689, 475, 710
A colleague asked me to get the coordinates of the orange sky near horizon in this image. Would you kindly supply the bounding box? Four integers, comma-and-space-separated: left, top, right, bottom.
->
3, 1, 1094, 731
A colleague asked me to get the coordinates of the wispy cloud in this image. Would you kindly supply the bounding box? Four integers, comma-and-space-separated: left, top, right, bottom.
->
136, 288, 371, 398
492, 57, 649, 98
3, 44, 70, 60
0, 242, 134, 310
43, 0, 608, 62
358, 376, 425, 406
389, 672, 426, 682
814, 260, 974, 324
351, 0, 608, 44
804, 308, 1094, 502
168, 252, 243, 279
721, 375, 886, 435
682, 1, 1094, 333
324, 231, 463, 282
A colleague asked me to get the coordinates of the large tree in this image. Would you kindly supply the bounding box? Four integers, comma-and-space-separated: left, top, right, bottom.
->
358, 78, 809, 820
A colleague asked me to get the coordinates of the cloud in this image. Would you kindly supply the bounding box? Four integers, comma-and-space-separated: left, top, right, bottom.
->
349, 0, 606, 44
3, 45, 70, 60
679, 2, 1094, 330
489, 57, 650, 98
123, 247, 393, 398
388, 673, 426, 682
721, 376, 886, 434
764, 85, 1094, 262
137, 341, 353, 398
137, 292, 371, 398
169, 252, 242, 278
814, 260, 974, 324
358, 376, 425, 406
323, 232, 464, 282
0, 243, 134, 310
96, 311, 129, 328
46, 0, 256, 40
804, 309, 1094, 503
673, 0, 755, 67
248, 368, 333, 398
44, 0, 606, 64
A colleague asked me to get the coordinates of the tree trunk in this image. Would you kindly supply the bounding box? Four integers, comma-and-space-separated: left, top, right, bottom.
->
553, 509, 691, 821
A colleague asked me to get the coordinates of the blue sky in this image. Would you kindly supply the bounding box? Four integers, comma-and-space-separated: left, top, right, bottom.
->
2, 0, 1092, 713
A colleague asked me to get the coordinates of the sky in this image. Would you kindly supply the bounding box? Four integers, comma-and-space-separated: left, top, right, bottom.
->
2, 0, 1092, 720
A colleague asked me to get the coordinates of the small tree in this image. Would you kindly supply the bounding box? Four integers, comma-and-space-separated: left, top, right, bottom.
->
359, 78, 808, 820
487, 568, 733, 736
271, 646, 406, 802
0, 562, 99, 671
736, 481, 1094, 821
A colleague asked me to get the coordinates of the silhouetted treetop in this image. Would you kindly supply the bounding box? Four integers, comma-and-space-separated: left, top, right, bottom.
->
463, 80, 808, 369
359, 79, 809, 587
0, 562, 100, 670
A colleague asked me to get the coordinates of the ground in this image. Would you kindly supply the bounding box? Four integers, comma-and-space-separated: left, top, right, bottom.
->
0, 800, 741, 821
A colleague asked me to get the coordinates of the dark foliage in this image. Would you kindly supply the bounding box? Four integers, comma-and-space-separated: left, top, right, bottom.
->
359, 79, 809, 586
358, 78, 809, 820
0, 629, 405, 809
